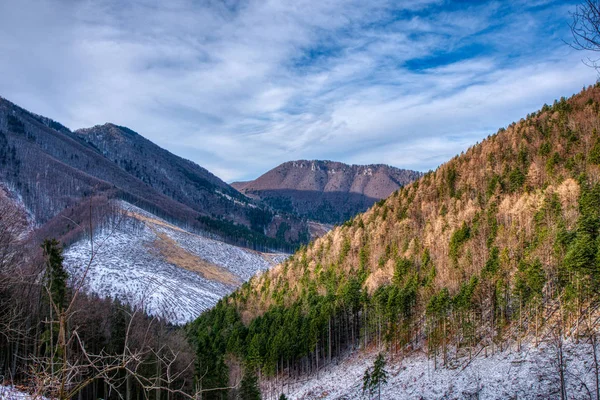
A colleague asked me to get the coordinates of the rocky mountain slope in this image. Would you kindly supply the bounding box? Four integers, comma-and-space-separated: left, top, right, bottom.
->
232, 160, 422, 224
190, 85, 600, 398
0, 96, 310, 251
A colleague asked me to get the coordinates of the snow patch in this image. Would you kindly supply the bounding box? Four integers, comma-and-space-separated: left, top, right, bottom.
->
275, 340, 598, 400
0, 385, 48, 399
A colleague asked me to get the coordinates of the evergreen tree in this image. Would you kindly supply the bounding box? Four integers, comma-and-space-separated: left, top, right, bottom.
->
240, 367, 261, 400
362, 353, 388, 399
42, 239, 68, 311
371, 353, 388, 399
362, 369, 371, 397
108, 300, 127, 353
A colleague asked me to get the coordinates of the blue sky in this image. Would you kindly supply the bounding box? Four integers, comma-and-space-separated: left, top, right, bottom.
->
0, 0, 594, 181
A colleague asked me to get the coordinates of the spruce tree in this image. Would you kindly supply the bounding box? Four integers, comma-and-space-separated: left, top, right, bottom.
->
362, 368, 371, 397
362, 353, 388, 399
240, 367, 261, 400
371, 353, 388, 399
42, 239, 68, 312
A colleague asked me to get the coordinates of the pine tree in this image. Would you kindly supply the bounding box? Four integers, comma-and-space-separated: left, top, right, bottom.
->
42, 239, 68, 312
362, 353, 388, 399
240, 367, 261, 400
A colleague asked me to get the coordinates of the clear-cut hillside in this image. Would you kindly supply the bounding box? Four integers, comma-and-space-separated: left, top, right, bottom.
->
232, 160, 422, 224
63, 201, 286, 324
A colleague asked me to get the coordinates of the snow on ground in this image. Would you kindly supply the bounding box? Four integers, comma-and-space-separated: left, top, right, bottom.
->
0, 386, 48, 399
63, 202, 287, 324
274, 339, 598, 400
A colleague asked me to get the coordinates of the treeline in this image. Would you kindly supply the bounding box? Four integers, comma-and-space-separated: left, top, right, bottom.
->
196, 215, 307, 253
0, 195, 198, 399
188, 86, 600, 398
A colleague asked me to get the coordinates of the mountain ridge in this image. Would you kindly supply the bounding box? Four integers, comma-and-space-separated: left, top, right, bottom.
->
0, 96, 312, 251
232, 159, 422, 224
0, 95, 302, 324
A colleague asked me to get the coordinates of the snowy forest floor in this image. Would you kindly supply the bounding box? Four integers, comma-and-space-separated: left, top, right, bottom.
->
263, 337, 599, 400
0, 385, 48, 399
63, 201, 287, 324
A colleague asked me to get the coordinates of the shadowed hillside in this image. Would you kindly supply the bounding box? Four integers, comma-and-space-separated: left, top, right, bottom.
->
0, 97, 311, 251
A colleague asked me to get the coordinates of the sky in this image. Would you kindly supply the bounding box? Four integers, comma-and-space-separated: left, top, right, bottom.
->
0, 0, 595, 182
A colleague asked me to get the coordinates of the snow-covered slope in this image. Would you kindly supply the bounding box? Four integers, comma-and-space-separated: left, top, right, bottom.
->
63, 202, 287, 324
273, 339, 597, 400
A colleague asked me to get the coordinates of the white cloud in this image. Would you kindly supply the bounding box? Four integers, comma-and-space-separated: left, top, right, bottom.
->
0, 0, 593, 182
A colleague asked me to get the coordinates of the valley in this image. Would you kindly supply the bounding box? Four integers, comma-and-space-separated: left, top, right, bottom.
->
0, 2, 599, 398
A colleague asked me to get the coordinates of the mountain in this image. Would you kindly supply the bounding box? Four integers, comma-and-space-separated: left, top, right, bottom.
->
75, 123, 248, 225
0, 96, 310, 251
0, 96, 307, 323
190, 86, 600, 398
232, 160, 422, 224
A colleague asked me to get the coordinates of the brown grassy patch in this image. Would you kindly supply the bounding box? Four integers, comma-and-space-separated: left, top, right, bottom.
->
150, 232, 241, 286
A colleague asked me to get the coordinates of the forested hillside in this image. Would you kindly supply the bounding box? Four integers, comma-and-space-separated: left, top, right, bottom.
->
189, 85, 600, 398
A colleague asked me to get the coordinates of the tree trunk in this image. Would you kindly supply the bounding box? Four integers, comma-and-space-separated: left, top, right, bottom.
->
364, 306, 368, 349
316, 342, 319, 379
592, 333, 599, 400
126, 372, 132, 400
443, 318, 447, 367
350, 310, 355, 350
558, 333, 566, 400
156, 353, 162, 400
11, 338, 18, 380
328, 315, 332, 364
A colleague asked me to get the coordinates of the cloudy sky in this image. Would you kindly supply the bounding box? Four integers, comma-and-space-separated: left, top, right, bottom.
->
0, 0, 594, 181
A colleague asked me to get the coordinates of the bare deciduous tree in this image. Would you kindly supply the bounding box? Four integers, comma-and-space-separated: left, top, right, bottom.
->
570, 1, 600, 69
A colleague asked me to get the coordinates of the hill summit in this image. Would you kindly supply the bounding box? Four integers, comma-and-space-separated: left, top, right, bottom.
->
232, 160, 421, 224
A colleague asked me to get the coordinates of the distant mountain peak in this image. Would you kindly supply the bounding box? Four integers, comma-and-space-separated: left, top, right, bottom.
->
232, 160, 422, 224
